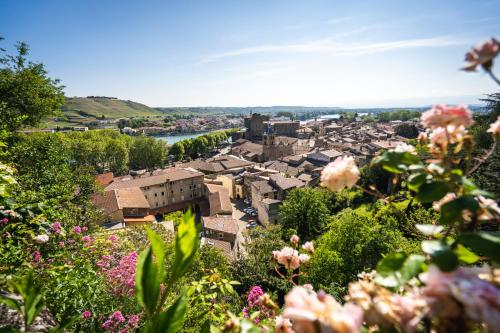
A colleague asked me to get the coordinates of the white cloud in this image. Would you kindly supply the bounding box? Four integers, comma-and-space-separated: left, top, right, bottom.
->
201, 36, 469, 63
326, 16, 355, 25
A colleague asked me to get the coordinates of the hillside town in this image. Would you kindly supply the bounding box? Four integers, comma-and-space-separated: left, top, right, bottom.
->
93, 113, 420, 259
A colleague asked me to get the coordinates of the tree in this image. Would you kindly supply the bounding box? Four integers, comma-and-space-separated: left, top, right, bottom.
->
0, 40, 64, 133
395, 123, 419, 138
307, 208, 415, 296
11, 133, 75, 200
231, 225, 290, 300
128, 136, 166, 170
192, 136, 209, 156
169, 141, 185, 161
104, 139, 129, 175
279, 187, 330, 240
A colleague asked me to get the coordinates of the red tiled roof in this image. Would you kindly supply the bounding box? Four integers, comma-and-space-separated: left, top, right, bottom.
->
96, 172, 114, 186
202, 215, 239, 234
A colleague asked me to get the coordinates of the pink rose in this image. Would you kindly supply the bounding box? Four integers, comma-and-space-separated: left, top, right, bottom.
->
302, 241, 314, 253
290, 234, 300, 245
428, 125, 466, 150
72, 226, 82, 234
275, 315, 293, 333
462, 38, 500, 71
275, 247, 301, 270
299, 253, 310, 264
421, 105, 473, 129
283, 286, 363, 333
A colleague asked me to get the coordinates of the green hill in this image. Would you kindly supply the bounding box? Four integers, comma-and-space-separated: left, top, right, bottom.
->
62, 97, 161, 118
40, 97, 162, 128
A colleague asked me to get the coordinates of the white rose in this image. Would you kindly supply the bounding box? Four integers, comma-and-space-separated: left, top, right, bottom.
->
321, 156, 360, 192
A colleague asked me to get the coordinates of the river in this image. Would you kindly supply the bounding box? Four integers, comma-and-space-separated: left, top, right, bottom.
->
154, 132, 208, 144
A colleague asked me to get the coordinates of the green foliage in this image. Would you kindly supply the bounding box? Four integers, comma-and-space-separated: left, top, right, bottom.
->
169, 129, 234, 161
308, 209, 415, 295
0, 41, 64, 132
232, 225, 289, 299
129, 135, 167, 170
135, 210, 200, 332
169, 141, 186, 161
376, 109, 421, 122
279, 187, 330, 240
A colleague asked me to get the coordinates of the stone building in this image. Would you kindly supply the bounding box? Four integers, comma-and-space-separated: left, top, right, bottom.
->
92, 187, 156, 226
104, 168, 205, 214
263, 119, 300, 137
244, 113, 270, 141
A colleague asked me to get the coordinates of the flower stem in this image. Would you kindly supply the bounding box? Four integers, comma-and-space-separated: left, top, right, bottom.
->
486, 68, 500, 85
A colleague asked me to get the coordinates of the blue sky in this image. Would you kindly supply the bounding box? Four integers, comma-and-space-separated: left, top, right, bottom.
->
1, 0, 499, 107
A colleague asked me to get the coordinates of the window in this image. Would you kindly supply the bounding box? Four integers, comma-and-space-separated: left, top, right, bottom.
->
155, 193, 157, 197
180, 188, 183, 192
145, 195, 148, 199
190, 194, 193, 198
161, 192, 164, 196
171, 190, 173, 194
189, 185, 192, 189
218, 232, 224, 239
156, 202, 158, 207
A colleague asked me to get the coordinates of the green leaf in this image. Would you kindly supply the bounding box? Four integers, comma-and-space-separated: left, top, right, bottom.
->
171, 210, 200, 284
136, 247, 160, 316
454, 244, 480, 264
422, 240, 458, 272
459, 232, 500, 263
47, 316, 79, 333
373, 151, 421, 174
415, 224, 443, 236
375, 253, 426, 288
0, 295, 21, 310
407, 173, 427, 192
439, 196, 479, 225
148, 293, 187, 333
14, 272, 44, 326
147, 227, 166, 283
416, 181, 450, 203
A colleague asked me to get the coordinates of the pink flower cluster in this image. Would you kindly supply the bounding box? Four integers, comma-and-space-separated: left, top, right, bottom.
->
104, 252, 138, 297
1, 217, 9, 225
103, 313, 140, 333
51, 221, 62, 235
247, 285, 264, 308
82, 310, 92, 319
243, 286, 276, 324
